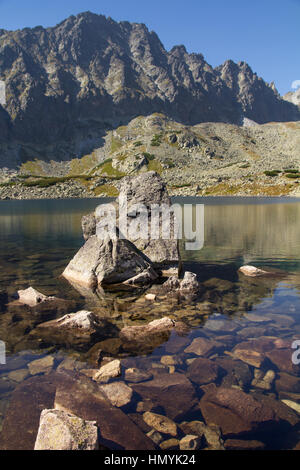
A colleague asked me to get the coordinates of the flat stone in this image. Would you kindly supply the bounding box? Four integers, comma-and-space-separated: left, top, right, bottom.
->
124, 368, 153, 383
276, 373, 300, 393
187, 358, 220, 385
54, 374, 155, 450
143, 412, 177, 436
93, 359, 121, 383
28, 356, 54, 375
239, 265, 270, 277
266, 348, 299, 375
8, 369, 30, 383
179, 435, 201, 450
281, 400, 300, 415
34, 409, 98, 450
199, 387, 277, 437
160, 355, 177, 366
165, 335, 190, 354
224, 439, 265, 450
184, 337, 220, 357
95, 338, 122, 355
251, 369, 276, 390
0, 375, 63, 450
99, 382, 133, 407
252, 393, 300, 427
145, 294, 156, 301
243, 313, 271, 323
215, 357, 252, 389
120, 317, 174, 353
204, 319, 239, 333
132, 373, 196, 420
146, 429, 163, 444
160, 439, 179, 450
231, 338, 276, 368
17, 287, 54, 307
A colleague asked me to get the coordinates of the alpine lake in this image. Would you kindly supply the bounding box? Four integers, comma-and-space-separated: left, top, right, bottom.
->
1, 196, 300, 450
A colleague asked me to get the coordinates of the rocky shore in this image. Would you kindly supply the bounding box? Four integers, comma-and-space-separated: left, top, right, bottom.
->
1, 115, 300, 199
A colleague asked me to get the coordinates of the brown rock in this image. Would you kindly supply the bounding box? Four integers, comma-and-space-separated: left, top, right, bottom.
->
187, 358, 220, 385
276, 373, 300, 393
143, 412, 177, 436
132, 373, 196, 420
184, 337, 220, 357
266, 349, 299, 375
199, 387, 277, 437
54, 376, 155, 450
120, 317, 174, 353
224, 439, 265, 450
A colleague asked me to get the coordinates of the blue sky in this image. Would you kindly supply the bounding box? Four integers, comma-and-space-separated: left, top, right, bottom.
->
0, 0, 299, 95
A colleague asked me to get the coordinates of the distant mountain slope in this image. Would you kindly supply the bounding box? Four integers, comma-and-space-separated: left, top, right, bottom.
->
0, 11, 299, 167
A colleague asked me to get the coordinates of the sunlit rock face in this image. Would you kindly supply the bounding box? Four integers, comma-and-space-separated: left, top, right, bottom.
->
0, 11, 299, 166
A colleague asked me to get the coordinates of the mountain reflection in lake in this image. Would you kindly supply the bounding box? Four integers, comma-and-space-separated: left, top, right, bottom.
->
1, 197, 300, 450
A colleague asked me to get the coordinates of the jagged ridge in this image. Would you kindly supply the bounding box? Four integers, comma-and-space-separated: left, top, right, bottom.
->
0, 11, 299, 166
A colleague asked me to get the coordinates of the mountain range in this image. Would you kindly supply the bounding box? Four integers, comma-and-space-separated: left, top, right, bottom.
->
0, 11, 299, 167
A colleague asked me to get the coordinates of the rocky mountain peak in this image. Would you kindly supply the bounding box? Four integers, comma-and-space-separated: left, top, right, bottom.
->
0, 12, 299, 167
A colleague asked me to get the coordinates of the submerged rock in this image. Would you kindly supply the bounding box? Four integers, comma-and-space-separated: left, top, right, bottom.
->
63, 235, 157, 288
54, 374, 155, 450
187, 358, 221, 385
93, 359, 121, 383
30, 310, 114, 350
99, 382, 133, 407
28, 356, 54, 376
17, 287, 56, 307
143, 412, 177, 437
34, 409, 99, 450
239, 265, 271, 277
38, 310, 101, 332
132, 373, 196, 420
184, 337, 220, 357
120, 317, 175, 353
199, 387, 277, 437
179, 435, 201, 450
224, 439, 265, 450
162, 271, 200, 295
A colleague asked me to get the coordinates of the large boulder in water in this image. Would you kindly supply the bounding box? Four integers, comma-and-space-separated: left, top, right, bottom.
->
81, 172, 181, 267
62, 235, 158, 288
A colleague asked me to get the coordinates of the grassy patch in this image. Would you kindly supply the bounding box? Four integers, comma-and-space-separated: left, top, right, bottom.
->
246, 150, 261, 161
147, 158, 163, 174
22, 175, 92, 188
142, 152, 155, 161
93, 184, 119, 197
239, 163, 251, 169
285, 173, 300, 179
151, 134, 163, 147
20, 160, 46, 176
90, 158, 125, 179
205, 181, 293, 196
264, 170, 281, 177
69, 153, 98, 175
133, 141, 143, 147
110, 136, 124, 154
171, 183, 191, 189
